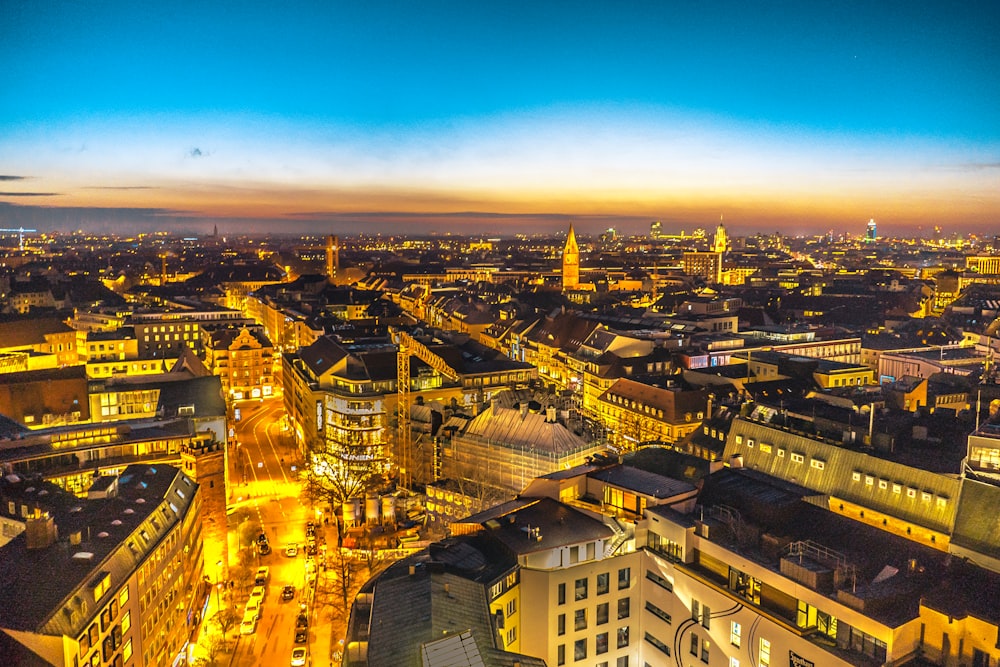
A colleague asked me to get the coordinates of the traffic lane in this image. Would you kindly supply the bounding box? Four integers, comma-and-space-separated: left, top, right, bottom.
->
234, 518, 310, 665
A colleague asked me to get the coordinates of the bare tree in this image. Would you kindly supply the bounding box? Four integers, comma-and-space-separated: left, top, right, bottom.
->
210, 607, 241, 639
304, 444, 384, 507
199, 632, 229, 666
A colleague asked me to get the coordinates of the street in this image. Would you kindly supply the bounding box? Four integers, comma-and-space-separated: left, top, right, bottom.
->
225, 397, 335, 667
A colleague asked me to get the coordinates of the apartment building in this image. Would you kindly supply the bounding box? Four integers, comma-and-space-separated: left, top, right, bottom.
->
0, 464, 204, 667
349, 451, 1000, 667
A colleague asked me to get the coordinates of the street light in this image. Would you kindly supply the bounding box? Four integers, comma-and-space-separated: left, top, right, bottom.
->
214, 559, 224, 611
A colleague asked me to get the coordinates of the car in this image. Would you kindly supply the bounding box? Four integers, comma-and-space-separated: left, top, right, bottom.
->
304, 543, 317, 556
258, 541, 271, 556
295, 613, 308, 629
250, 585, 266, 600
254, 566, 270, 586
240, 611, 258, 635
285, 543, 298, 557
246, 596, 262, 613
294, 629, 308, 644
281, 585, 295, 601
290, 647, 307, 667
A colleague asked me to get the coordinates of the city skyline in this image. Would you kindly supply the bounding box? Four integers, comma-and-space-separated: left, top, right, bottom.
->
2, 1, 999, 237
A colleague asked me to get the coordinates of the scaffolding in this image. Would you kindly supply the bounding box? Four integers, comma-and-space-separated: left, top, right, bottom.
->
391, 328, 459, 491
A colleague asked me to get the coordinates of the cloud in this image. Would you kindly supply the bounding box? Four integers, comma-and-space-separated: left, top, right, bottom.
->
0, 175, 29, 181
84, 185, 159, 190
0, 191, 59, 196
956, 162, 1000, 171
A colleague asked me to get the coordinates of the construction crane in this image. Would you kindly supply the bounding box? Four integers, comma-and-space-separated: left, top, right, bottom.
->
0, 227, 37, 251
391, 327, 460, 491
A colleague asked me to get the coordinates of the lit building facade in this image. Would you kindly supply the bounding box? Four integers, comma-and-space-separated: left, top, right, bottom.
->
0, 464, 205, 667
563, 224, 580, 291
203, 326, 275, 399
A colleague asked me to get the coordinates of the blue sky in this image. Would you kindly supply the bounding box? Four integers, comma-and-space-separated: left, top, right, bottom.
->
1, 1, 998, 236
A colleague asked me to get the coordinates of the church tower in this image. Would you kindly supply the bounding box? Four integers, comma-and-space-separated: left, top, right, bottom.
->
562, 224, 580, 291
712, 220, 729, 254
325, 235, 339, 284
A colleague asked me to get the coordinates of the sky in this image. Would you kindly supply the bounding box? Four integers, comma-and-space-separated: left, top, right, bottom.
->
1, 1, 998, 237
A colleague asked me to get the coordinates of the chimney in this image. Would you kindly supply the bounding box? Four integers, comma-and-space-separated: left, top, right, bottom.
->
546, 405, 557, 423
26, 514, 58, 550
520, 403, 528, 420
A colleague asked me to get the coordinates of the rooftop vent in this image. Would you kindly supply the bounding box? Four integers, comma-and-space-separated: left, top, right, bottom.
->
72, 552, 94, 561
97, 532, 109, 539
111, 520, 122, 526
123, 508, 134, 515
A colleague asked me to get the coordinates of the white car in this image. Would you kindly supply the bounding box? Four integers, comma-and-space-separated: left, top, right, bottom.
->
240, 611, 258, 635
285, 543, 298, 557
290, 647, 307, 666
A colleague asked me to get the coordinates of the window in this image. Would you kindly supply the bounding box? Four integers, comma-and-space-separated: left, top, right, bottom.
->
618, 597, 630, 619
690, 634, 699, 656
558, 583, 566, 605
810, 459, 825, 470
575, 608, 587, 631
574, 638, 587, 661
729, 568, 761, 604
506, 598, 517, 615
575, 577, 588, 601
702, 604, 711, 629
849, 627, 887, 662
557, 614, 566, 636
596, 632, 608, 655
645, 569, 673, 591
557, 644, 565, 666
617, 626, 629, 648
691, 599, 700, 622
618, 567, 631, 589
730, 658, 740, 667
701, 638, 710, 663
506, 627, 516, 645
759, 638, 771, 667
122, 640, 132, 662
597, 572, 610, 595
644, 632, 671, 656
645, 601, 671, 624
616, 658, 628, 667
790, 452, 805, 464
731, 621, 741, 647
597, 603, 609, 625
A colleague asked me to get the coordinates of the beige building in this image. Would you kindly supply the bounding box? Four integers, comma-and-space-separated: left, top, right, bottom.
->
203, 326, 275, 400
0, 464, 204, 667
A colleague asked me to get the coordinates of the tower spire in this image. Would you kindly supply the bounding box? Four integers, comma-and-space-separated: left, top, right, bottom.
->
562, 224, 580, 291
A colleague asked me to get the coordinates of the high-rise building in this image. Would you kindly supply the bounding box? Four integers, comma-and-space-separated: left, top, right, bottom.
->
865, 218, 877, 244
650, 220, 663, 240
562, 224, 580, 291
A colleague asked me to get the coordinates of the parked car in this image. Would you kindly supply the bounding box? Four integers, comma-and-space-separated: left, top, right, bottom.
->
240, 611, 258, 635
295, 613, 308, 629
291, 647, 307, 666
294, 629, 308, 644
254, 566, 269, 586
281, 585, 295, 601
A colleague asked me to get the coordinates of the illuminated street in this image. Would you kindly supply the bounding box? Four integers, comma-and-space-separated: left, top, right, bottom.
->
224, 397, 333, 667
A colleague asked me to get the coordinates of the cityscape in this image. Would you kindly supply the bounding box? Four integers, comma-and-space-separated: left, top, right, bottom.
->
2, 2, 1000, 667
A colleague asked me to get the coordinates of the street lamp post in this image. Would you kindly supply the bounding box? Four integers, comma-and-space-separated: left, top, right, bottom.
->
214, 559, 224, 611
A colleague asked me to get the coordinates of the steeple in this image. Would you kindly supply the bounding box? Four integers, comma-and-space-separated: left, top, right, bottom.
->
562, 224, 580, 291
712, 216, 729, 254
